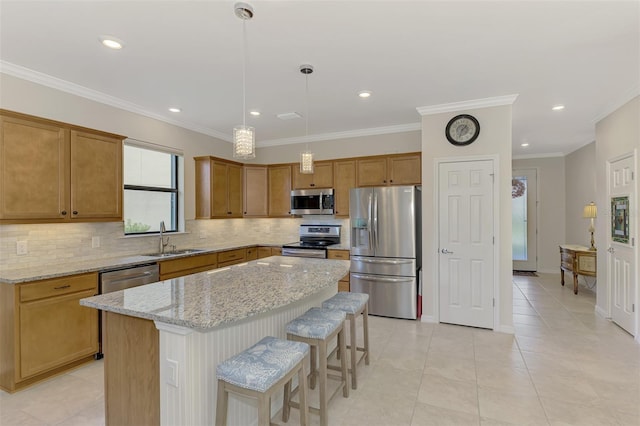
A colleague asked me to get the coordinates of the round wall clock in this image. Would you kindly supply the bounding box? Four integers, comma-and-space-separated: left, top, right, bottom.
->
445, 114, 480, 146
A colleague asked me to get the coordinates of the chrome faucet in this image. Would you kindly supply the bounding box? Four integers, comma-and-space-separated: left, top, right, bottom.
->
159, 221, 170, 254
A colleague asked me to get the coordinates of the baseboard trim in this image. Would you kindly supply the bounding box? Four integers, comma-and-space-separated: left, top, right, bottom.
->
496, 324, 515, 334
595, 305, 609, 318
420, 315, 437, 323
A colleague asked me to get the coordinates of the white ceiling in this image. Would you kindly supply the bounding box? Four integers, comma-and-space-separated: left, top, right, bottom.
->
1, 1, 638, 157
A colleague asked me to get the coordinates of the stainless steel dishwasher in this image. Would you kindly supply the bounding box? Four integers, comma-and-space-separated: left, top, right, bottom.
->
97, 263, 160, 358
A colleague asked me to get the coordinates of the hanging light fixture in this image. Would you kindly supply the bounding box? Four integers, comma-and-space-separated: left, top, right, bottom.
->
299, 64, 314, 174
233, 2, 255, 159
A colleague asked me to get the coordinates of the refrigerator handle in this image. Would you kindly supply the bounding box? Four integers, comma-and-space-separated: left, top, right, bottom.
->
372, 191, 378, 251
367, 193, 373, 251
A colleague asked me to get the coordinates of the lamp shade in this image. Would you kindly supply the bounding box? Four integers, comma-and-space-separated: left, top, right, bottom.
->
583, 202, 597, 218
233, 125, 255, 159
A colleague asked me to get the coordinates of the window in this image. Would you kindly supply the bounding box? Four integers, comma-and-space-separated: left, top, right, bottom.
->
123, 143, 181, 235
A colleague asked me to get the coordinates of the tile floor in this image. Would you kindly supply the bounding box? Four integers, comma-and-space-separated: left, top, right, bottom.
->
1, 272, 639, 425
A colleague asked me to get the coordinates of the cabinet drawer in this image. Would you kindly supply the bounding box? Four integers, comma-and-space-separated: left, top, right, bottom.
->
327, 249, 350, 260
20, 273, 97, 302
218, 258, 247, 268
246, 247, 258, 261
160, 253, 218, 276
218, 248, 246, 263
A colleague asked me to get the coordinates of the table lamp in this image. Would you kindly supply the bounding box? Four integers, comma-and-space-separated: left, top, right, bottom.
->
583, 202, 597, 251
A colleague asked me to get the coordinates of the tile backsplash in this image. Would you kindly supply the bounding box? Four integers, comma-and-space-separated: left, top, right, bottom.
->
0, 217, 350, 271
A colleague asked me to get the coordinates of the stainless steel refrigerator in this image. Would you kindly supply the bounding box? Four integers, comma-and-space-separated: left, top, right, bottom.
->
350, 186, 421, 319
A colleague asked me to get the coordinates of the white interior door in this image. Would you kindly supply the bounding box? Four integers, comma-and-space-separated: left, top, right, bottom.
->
438, 160, 495, 329
512, 168, 538, 271
608, 154, 637, 336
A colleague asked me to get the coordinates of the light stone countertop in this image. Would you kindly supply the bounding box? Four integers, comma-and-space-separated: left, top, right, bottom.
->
80, 256, 350, 331
0, 241, 290, 284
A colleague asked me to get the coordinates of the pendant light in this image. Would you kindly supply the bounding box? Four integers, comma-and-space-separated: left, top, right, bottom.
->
299, 64, 314, 174
233, 2, 255, 159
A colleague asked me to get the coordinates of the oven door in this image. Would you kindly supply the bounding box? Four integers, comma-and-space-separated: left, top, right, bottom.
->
281, 247, 327, 258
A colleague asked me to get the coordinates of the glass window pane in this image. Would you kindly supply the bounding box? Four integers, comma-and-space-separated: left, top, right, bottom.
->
124, 190, 176, 233
512, 176, 527, 261
124, 145, 175, 188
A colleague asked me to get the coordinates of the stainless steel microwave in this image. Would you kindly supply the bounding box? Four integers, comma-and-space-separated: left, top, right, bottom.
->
290, 188, 335, 215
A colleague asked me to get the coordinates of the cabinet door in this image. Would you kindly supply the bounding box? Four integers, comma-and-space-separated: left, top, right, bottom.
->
257, 247, 272, 258
70, 131, 122, 220
0, 116, 70, 220
268, 165, 292, 217
388, 154, 421, 185
211, 161, 229, 218
19, 288, 98, 379
333, 160, 356, 217
292, 161, 333, 189
195, 157, 212, 219
357, 157, 387, 187
227, 163, 243, 217
243, 166, 268, 217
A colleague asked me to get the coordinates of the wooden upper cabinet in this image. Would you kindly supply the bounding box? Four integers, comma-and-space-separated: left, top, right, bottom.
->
268, 164, 292, 217
356, 153, 421, 187
195, 156, 243, 219
388, 154, 421, 185
292, 161, 333, 189
0, 110, 124, 223
70, 131, 122, 220
356, 157, 388, 187
333, 160, 356, 217
243, 166, 268, 217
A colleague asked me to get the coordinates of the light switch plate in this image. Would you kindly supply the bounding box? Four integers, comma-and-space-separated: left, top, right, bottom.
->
16, 240, 28, 255
166, 359, 179, 387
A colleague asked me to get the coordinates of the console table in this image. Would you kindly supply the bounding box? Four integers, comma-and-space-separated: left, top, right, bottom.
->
559, 244, 596, 294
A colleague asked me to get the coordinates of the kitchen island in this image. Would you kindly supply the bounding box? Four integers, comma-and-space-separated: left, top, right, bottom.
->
80, 256, 350, 426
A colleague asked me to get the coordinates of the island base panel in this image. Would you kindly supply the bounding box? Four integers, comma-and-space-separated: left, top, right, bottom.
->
104, 311, 159, 426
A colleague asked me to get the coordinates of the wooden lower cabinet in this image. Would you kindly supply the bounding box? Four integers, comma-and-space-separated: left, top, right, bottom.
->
328, 249, 350, 292
159, 253, 218, 280
0, 273, 99, 392
218, 248, 247, 267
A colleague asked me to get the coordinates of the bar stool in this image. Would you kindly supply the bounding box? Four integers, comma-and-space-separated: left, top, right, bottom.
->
215, 336, 310, 426
322, 292, 370, 389
284, 307, 349, 426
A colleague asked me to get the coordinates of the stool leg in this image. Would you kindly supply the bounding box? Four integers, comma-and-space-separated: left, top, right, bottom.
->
215, 380, 228, 426
257, 394, 270, 426
309, 345, 317, 390
298, 358, 309, 426
349, 314, 358, 389
318, 341, 328, 426
363, 304, 370, 365
338, 327, 349, 398
282, 378, 291, 422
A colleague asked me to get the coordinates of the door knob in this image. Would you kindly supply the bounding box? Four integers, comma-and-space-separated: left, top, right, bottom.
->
607, 247, 615, 253
441, 248, 454, 254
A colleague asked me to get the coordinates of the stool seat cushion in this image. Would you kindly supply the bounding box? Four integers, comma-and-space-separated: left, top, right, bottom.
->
322, 292, 369, 314
286, 307, 346, 339
216, 336, 309, 393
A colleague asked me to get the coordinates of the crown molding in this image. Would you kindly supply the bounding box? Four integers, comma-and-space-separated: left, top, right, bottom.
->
0, 61, 232, 142
257, 122, 421, 147
592, 83, 639, 124
512, 152, 565, 160
416, 94, 519, 116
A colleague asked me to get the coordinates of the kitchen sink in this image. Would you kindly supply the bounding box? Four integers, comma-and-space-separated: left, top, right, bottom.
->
142, 249, 206, 258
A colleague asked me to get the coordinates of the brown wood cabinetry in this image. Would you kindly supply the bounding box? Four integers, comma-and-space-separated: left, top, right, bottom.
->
271, 247, 283, 256
159, 253, 218, 280
257, 246, 282, 258
195, 156, 243, 219
333, 160, 356, 217
268, 164, 292, 217
356, 153, 421, 187
0, 273, 99, 392
0, 110, 124, 223
218, 248, 247, 267
243, 166, 268, 217
292, 161, 333, 189
328, 249, 350, 292
246, 247, 258, 260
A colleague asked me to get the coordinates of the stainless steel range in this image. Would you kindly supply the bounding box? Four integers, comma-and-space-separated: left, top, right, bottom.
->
282, 224, 341, 259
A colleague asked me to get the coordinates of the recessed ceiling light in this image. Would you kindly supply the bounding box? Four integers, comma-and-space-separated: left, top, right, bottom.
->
358, 91, 372, 98
168, 107, 181, 113
99, 36, 124, 50
521, 143, 529, 147
552, 105, 565, 111
249, 110, 261, 116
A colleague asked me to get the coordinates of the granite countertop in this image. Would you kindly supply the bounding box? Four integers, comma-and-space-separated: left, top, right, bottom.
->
80, 256, 350, 331
0, 241, 293, 284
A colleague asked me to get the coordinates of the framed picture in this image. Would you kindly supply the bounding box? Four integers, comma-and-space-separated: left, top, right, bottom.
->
611, 196, 630, 244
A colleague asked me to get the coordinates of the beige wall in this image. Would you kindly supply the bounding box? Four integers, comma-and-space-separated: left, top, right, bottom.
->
421, 104, 513, 332
564, 142, 597, 248
594, 96, 639, 337
512, 156, 567, 273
